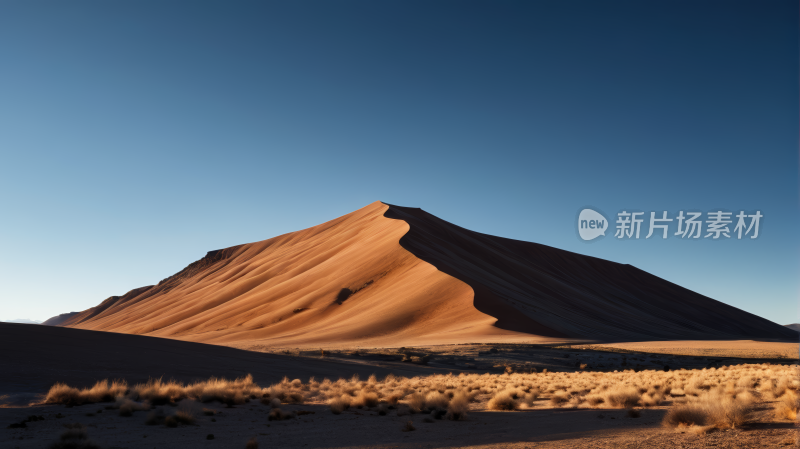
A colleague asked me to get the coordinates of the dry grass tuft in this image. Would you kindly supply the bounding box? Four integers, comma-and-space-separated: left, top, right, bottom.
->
605, 387, 641, 408
407, 393, 427, 413
663, 404, 710, 427
488, 390, 518, 411
710, 398, 754, 429
329, 395, 351, 414
548, 392, 569, 406
663, 390, 756, 430
446, 392, 469, 420
352, 391, 379, 408
775, 391, 799, 421
45, 380, 128, 406
425, 391, 450, 410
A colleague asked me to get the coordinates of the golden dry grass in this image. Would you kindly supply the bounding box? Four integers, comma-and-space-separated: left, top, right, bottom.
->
41, 363, 797, 427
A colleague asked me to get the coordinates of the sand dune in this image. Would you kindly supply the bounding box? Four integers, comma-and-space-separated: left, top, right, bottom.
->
0, 322, 448, 405
41, 312, 78, 326
57, 202, 794, 347
784, 323, 800, 333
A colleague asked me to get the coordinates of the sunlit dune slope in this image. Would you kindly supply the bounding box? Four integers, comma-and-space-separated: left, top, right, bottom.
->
60, 201, 794, 346
62, 202, 522, 347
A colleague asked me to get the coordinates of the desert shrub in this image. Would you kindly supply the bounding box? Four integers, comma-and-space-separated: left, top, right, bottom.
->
775, 392, 799, 421
352, 391, 379, 408
663, 404, 710, 427
585, 394, 605, 406
446, 393, 469, 420
329, 395, 351, 414
605, 387, 640, 408
669, 388, 685, 397
407, 393, 426, 413
44, 384, 82, 406
549, 392, 569, 406
708, 396, 755, 429
44, 380, 128, 406
175, 400, 200, 423
284, 392, 304, 404
640, 392, 664, 407
488, 390, 517, 411
385, 393, 402, 405
759, 379, 776, 400
523, 388, 540, 402
131, 379, 187, 405
174, 411, 195, 425
425, 392, 449, 410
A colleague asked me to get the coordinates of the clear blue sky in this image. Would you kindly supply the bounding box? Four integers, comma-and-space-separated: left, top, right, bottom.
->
1, 1, 797, 326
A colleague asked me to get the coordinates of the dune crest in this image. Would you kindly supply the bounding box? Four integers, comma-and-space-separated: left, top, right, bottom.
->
60, 201, 794, 347
62, 202, 522, 347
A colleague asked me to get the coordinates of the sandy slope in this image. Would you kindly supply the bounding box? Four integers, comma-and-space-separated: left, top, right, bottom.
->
61, 202, 531, 347
0, 323, 456, 405
58, 201, 794, 347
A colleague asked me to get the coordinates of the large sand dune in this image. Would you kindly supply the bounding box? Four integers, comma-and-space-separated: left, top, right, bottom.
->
56, 202, 794, 346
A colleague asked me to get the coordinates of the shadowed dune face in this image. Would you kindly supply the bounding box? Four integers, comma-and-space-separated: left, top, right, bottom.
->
60, 201, 794, 346
383, 205, 796, 341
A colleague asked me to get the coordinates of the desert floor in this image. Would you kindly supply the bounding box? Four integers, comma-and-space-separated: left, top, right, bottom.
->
2, 397, 797, 449
1, 323, 797, 448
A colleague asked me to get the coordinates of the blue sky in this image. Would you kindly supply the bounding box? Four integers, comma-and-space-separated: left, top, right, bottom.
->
1, 1, 797, 326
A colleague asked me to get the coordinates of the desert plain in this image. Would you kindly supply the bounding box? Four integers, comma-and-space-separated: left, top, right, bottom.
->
2, 202, 798, 448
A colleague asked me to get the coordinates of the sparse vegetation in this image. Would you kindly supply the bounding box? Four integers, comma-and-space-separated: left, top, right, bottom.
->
38, 363, 796, 433
488, 390, 518, 410
44, 380, 128, 406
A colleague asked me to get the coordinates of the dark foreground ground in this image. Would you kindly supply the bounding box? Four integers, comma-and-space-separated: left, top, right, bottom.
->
2, 397, 797, 449
1, 323, 797, 448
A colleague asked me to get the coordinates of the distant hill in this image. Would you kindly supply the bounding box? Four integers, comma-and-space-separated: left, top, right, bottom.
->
42, 312, 80, 326
57, 201, 797, 346
3, 319, 41, 324
785, 323, 800, 332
